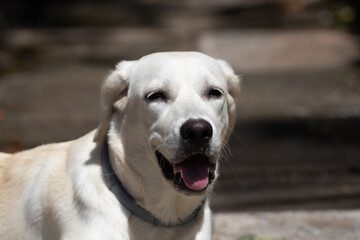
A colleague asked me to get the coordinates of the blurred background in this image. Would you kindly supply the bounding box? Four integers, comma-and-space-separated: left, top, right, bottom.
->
0, 0, 360, 214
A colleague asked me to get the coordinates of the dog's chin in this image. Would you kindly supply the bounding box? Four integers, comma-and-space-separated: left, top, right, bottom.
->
155, 151, 216, 195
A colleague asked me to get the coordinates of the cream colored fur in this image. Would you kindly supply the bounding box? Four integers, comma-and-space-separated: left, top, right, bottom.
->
0, 52, 240, 240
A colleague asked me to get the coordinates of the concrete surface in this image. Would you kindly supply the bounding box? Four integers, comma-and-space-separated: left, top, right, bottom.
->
213, 210, 360, 240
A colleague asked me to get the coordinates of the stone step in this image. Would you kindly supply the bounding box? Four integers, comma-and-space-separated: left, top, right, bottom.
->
199, 29, 359, 73
213, 210, 360, 240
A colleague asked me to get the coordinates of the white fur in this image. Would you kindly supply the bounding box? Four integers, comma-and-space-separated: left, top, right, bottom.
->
0, 52, 240, 240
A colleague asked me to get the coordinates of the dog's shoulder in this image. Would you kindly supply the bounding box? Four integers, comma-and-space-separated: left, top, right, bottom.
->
5, 141, 72, 172
0, 152, 10, 160
0, 153, 11, 175
1, 141, 72, 177
0, 139, 77, 239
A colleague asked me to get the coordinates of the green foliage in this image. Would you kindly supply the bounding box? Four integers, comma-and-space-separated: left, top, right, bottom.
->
238, 233, 286, 240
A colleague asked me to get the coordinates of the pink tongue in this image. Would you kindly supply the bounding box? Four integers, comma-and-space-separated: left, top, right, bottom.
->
179, 160, 209, 191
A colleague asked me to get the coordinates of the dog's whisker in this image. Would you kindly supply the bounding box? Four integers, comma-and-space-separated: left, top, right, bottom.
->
220, 140, 232, 160
219, 151, 243, 186
219, 139, 243, 186
223, 142, 232, 157
231, 131, 256, 153
152, 137, 170, 153
151, 138, 171, 170
153, 143, 164, 153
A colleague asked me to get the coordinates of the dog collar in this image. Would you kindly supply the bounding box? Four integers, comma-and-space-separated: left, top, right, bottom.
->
101, 141, 204, 227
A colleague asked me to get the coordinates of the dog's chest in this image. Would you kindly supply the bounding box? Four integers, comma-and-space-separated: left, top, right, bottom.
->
128, 218, 202, 240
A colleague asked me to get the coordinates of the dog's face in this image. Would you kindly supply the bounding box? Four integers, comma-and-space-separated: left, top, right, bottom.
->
96, 52, 240, 195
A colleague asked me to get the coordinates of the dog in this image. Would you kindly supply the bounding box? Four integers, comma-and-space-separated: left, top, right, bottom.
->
0, 52, 240, 240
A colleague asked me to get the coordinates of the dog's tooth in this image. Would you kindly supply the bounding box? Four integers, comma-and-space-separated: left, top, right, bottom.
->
174, 172, 182, 184
209, 172, 215, 182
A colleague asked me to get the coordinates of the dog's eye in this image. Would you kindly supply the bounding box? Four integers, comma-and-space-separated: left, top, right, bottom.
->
208, 88, 224, 98
146, 91, 167, 102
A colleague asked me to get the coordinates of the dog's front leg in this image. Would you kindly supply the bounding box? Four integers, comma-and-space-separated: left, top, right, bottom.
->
195, 202, 212, 240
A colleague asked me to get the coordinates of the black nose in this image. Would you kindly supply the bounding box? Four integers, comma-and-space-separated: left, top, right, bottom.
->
180, 119, 213, 144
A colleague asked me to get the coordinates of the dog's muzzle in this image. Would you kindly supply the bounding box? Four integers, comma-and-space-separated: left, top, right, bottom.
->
156, 119, 217, 193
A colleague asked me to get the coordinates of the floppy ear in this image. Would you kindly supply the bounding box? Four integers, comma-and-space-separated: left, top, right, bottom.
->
94, 60, 136, 142
217, 59, 241, 142
217, 59, 241, 98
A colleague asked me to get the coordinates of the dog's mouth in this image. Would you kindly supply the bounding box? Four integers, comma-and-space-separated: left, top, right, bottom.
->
156, 151, 216, 193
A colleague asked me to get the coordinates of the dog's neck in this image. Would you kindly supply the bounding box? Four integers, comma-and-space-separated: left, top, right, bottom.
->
106, 132, 206, 225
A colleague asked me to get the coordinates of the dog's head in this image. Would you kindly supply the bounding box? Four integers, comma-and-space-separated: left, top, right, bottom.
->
95, 52, 240, 195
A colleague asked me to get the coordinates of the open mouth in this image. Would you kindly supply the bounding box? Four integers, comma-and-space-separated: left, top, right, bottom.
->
156, 151, 216, 193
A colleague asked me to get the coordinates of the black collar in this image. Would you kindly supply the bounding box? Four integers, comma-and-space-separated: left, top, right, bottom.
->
101, 141, 204, 227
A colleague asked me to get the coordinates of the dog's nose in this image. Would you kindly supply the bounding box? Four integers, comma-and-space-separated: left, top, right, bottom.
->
180, 119, 213, 144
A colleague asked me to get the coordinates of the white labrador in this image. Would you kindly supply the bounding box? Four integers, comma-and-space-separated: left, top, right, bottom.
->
0, 52, 240, 240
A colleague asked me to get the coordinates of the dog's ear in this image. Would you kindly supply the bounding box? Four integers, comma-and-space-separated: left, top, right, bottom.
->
217, 59, 241, 142
217, 59, 241, 98
94, 60, 136, 142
